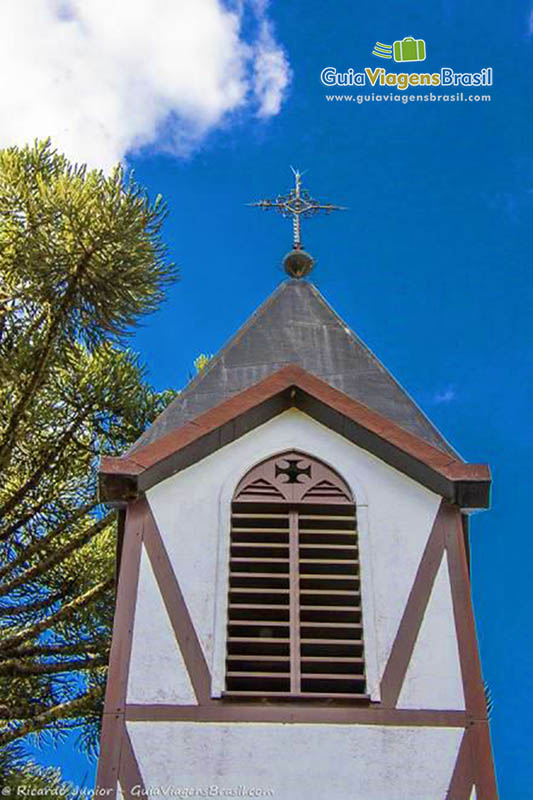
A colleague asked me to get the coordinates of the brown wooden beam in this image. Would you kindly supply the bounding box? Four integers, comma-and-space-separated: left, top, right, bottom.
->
95, 499, 145, 795
125, 703, 468, 727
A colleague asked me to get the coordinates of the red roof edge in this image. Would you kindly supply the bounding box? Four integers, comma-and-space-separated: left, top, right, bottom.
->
99, 365, 491, 509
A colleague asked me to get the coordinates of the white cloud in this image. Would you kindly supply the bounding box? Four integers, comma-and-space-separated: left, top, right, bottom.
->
0, 0, 290, 169
253, 18, 291, 117
433, 387, 457, 404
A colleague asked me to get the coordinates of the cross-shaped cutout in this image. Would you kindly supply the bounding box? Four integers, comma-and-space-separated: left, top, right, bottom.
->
275, 458, 311, 484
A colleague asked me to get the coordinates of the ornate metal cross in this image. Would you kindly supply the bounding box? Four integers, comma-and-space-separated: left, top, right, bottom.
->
248, 168, 345, 271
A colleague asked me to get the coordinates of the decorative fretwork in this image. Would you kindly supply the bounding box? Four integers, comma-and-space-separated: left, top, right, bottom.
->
275, 458, 311, 484
233, 451, 352, 505
248, 168, 345, 253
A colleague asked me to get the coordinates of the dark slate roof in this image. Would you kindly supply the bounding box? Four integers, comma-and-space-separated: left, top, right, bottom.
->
130, 279, 456, 456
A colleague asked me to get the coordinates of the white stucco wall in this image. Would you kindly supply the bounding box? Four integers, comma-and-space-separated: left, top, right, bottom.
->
127, 546, 197, 705
127, 721, 463, 800
145, 409, 444, 703
397, 552, 465, 710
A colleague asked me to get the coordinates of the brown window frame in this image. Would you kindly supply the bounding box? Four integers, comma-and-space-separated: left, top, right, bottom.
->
224, 451, 369, 703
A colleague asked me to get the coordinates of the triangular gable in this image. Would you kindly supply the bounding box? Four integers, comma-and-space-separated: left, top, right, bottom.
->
129, 280, 456, 456
100, 365, 490, 509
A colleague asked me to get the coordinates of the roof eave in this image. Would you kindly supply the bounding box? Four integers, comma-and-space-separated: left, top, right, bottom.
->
99, 366, 491, 511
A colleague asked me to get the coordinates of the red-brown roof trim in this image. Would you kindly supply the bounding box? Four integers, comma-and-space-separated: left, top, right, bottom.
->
99, 365, 491, 509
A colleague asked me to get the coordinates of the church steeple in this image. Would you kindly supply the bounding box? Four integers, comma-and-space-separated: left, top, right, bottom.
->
96, 202, 497, 799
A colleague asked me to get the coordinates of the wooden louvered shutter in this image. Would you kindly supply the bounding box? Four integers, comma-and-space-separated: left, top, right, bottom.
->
225, 451, 368, 702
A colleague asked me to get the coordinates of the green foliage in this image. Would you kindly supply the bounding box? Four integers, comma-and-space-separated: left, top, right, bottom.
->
193, 353, 212, 373
0, 140, 178, 770
0, 138, 174, 343
0, 742, 77, 798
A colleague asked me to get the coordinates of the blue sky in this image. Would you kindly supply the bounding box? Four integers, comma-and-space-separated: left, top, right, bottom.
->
8, 0, 533, 796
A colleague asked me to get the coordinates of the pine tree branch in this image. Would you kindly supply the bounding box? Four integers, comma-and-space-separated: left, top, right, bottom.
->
0, 702, 47, 721
0, 411, 93, 527
0, 577, 113, 654
0, 515, 111, 599
0, 495, 53, 545
0, 654, 108, 677
0, 500, 100, 583
17, 304, 51, 347
0, 588, 66, 618
0, 686, 103, 746
3, 639, 109, 660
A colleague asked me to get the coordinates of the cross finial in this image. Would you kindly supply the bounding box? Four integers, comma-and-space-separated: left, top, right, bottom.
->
248, 168, 346, 278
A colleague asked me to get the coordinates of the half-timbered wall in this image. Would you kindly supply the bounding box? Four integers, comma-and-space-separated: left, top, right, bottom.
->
97, 408, 496, 799
144, 409, 449, 706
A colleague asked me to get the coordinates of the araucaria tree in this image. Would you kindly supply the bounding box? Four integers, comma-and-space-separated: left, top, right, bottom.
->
0, 140, 178, 764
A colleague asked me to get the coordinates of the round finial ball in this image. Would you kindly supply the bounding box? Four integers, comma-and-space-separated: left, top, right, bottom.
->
283, 249, 315, 278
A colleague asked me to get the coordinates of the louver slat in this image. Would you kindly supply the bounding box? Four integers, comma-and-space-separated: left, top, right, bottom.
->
302, 480, 352, 502
298, 506, 366, 697
226, 505, 291, 694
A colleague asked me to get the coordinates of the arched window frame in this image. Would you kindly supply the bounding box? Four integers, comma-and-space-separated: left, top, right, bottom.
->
222, 450, 369, 703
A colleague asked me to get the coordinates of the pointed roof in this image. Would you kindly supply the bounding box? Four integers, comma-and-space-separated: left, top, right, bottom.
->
131, 279, 456, 456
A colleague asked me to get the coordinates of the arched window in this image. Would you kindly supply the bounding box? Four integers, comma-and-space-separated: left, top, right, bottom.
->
225, 451, 367, 702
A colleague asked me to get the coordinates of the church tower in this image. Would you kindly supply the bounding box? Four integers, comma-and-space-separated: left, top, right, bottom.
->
96, 173, 498, 799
